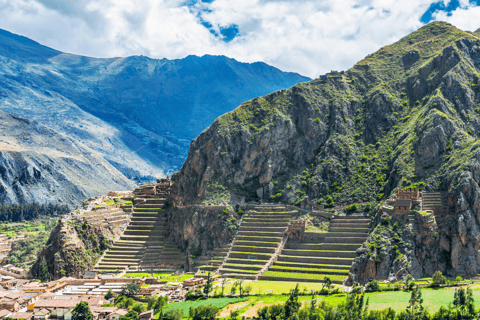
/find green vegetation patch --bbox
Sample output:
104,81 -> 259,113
160,297 -> 248,318
262,271 -> 346,281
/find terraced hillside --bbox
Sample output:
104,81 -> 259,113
260,216 -> 370,284
217,205 -> 296,279
422,192 -> 450,230
95,182 -> 183,272
195,244 -> 230,273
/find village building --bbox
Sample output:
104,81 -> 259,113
34,308 -> 51,320
182,278 -> 204,288
107,309 -> 129,319
0,309 -> 11,318
140,310 -> 154,320
9,311 -> 34,320
0,297 -> 19,311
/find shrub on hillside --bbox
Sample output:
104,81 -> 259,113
366,279 -> 381,292
432,271 -> 446,285
345,203 -> 359,214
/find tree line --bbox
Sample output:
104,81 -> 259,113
255,284 -> 477,320
0,203 -> 70,221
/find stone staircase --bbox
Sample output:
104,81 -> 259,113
195,244 -> 231,273
218,204 -> 296,280
422,192 -> 450,230
95,182 -> 183,272
260,215 -> 369,284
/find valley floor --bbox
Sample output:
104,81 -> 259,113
159,283 -> 480,318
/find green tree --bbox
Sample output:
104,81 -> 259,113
72,301 -> 93,320
238,280 -> 244,297
257,304 -> 284,320
453,287 -> 475,317
345,291 -> 369,320
323,276 -> 332,289
119,310 -> 139,320
190,305 -> 219,320
161,310 -> 182,320
132,303 -> 146,314
154,296 -> 169,315
121,281 -> 140,296
406,286 -> 425,318
366,279 -> 381,292
432,270 -> 446,285
284,283 -> 301,319
203,272 -> 213,297
221,278 -> 227,297
105,288 -> 115,300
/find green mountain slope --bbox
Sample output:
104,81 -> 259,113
173,22 -> 480,277
174,22 -> 480,206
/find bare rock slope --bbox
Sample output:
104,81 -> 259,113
0,110 -> 135,206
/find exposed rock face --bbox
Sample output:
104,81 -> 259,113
165,205 -> 241,270
0,110 -> 135,207
30,213 -> 125,279
173,22 -> 480,278
0,28 -> 309,177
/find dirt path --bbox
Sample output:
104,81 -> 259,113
241,303 -> 270,318
219,301 -> 250,318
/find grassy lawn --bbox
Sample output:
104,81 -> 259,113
216,295 -> 323,319
218,280 -> 333,295
122,272 -> 172,278
262,271 -> 345,281
269,266 -> 349,274
160,297 -> 248,318
323,288 -> 480,312
176,274 -> 195,282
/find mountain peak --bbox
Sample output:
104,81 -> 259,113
0,28 -> 60,63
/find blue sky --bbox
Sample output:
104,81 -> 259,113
0,0 -> 479,78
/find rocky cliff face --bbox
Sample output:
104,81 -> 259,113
0,110 -> 135,207
30,212 -> 125,279
173,22 -> 480,277
165,205 -> 241,270
0,28 -> 309,178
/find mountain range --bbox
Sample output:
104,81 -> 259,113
0,28 -> 310,181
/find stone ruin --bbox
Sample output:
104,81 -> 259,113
285,220 -> 306,241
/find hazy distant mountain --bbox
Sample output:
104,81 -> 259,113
0,110 -> 135,207
0,29 -> 310,179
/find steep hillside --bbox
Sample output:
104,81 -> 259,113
0,110 -> 135,206
30,196 -> 132,279
0,29 -> 310,178
173,22 -> 480,276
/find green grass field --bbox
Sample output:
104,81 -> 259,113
262,271 -> 346,281
122,272 -> 172,278
323,288 -> 480,312
218,280 -> 334,295
160,297 -> 248,318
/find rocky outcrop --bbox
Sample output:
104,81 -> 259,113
0,110 -> 135,207
30,211 -> 126,279
165,205 -> 242,271
172,22 -> 480,278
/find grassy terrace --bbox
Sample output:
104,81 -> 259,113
217,205 -> 295,278
96,197 -> 172,271
263,215 -> 368,282
262,271 -> 346,281
268,265 -> 349,274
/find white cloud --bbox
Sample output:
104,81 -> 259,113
0,0 -> 477,78
433,4 -> 480,32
